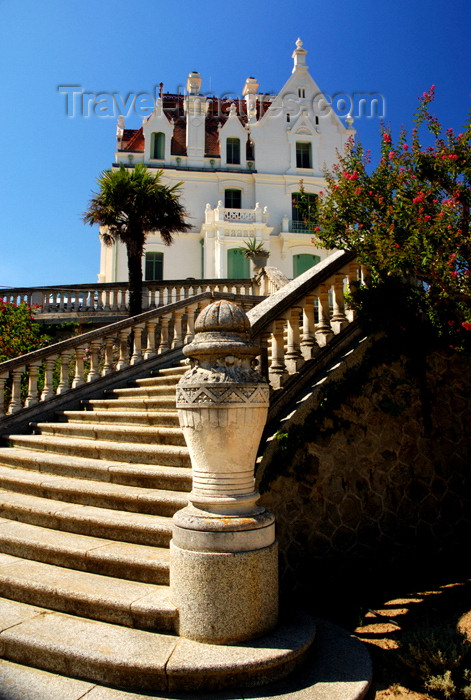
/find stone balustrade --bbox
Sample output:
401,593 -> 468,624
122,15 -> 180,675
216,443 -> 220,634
0,292 -> 260,417
247,250 -> 364,389
0,250 -> 364,419
0,279 -> 257,316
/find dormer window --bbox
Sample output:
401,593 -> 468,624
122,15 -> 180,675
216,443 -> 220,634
298,88 -> 306,99
151,132 -> 165,160
296,141 -> 312,168
226,138 -> 240,165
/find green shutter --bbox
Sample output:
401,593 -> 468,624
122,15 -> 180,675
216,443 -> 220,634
227,248 -> 250,278
293,254 -> 320,277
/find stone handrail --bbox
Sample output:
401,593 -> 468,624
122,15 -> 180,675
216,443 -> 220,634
0,279 -> 257,316
0,292 -> 261,417
247,250 -> 362,389
0,250 -> 363,418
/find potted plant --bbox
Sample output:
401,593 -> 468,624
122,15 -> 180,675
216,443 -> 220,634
242,238 -> 270,270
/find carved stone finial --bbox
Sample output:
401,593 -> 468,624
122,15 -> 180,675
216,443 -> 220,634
171,299 -> 277,644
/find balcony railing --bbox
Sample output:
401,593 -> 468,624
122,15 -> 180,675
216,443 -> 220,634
288,220 -> 312,234
0,279 -> 257,316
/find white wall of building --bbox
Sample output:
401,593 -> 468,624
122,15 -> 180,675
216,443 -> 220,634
98,39 -> 353,283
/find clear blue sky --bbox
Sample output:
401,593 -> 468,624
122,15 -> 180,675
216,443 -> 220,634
1,0 -> 470,288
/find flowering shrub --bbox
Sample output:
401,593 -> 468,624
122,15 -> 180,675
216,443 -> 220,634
310,87 -> 471,353
0,300 -> 50,362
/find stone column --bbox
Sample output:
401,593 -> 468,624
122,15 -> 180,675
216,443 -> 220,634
171,299 -> 278,644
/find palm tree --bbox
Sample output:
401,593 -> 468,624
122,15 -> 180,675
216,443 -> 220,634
84,164 -> 190,316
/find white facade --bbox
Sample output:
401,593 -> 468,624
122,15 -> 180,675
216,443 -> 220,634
98,39 -> 354,283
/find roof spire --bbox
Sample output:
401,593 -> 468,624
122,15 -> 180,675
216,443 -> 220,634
292,37 -> 308,73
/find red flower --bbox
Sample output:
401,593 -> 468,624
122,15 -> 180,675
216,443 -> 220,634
413,192 -> 425,204
462,322 -> 471,331
383,133 -> 392,144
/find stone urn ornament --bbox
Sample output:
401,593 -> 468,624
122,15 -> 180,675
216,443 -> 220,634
170,299 -> 278,644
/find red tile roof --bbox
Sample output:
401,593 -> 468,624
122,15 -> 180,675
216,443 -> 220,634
118,93 -> 274,156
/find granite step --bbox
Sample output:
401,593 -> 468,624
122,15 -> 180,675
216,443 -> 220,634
31,422 -> 187,446
0,599 -> 316,693
0,519 -> 170,583
0,490 -> 173,545
5,434 -> 191,467
136,373 -> 186,387
58,409 -> 181,426
109,384 -> 182,398
0,464 -> 188,516
84,396 -> 177,411
0,447 -> 191,490
0,554 -> 177,631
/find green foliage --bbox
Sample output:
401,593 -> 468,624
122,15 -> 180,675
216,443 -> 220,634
0,300 -> 50,362
310,87 -> 471,354
398,624 -> 471,699
84,164 -> 190,316
242,237 -> 270,258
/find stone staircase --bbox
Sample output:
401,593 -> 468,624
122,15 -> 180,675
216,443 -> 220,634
0,362 -> 314,694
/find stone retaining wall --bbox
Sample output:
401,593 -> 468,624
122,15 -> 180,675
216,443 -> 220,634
258,342 -> 471,604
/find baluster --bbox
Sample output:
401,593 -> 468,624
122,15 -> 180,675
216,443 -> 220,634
8,366 -> 25,414
74,290 -> 81,311
58,292 -> 65,312
148,286 -> 156,308
0,373 -> 8,416
144,321 -> 157,359
116,329 -> 131,370
158,316 -> 170,354
42,291 -> 48,312
25,361 -> 42,407
57,350 -> 73,394
331,273 -> 349,333
72,345 -> 87,388
172,310 -> 185,348
102,336 -> 116,375
41,356 -> 57,400
346,262 -> 360,321
315,284 -> 334,346
301,294 -> 319,360
103,289 -> 111,311
269,319 -> 289,389
257,330 -> 271,380
131,324 -> 145,365
184,304 -> 198,344
285,307 -> 304,373
141,287 -> 149,311
87,340 -> 102,381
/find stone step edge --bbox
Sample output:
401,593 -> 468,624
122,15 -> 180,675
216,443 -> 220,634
0,447 -> 191,485
0,554 -> 177,631
0,490 -> 173,545
4,435 -> 190,467
0,464 -> 189,512
31,423 -> 186,445
0,599 -> 317,693
58,410 -> 180,425
0,519 -> 170,584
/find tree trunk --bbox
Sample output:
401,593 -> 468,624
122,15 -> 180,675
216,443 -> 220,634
126,240 -> 144,317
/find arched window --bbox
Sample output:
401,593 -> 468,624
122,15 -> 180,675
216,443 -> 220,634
226,138 -> 240,165
151,132 -> 165,160
224,189 -> 242,209
227,248 -> 250,279
293,254 -> 320,277
145,252 -> 163,281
